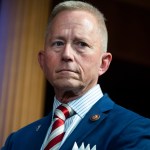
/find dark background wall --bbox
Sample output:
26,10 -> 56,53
44,0 -> 150,118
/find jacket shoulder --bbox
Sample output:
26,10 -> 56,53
2,115 -> 51,150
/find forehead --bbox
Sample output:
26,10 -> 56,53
52,10 -> 97,21
49,10 -> 99,36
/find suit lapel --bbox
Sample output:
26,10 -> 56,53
60,94 -> 114,150
28,112 -> 53,150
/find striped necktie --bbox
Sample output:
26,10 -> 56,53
44,104 -> 74,150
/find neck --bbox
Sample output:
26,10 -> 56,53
55,90 -> 83,103
54,84 -> 98,103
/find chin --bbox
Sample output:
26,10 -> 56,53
53,80 -> 83,90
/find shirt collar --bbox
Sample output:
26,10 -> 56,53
53,84 -> 103,118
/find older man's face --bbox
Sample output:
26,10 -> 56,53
39,10 -> 111,98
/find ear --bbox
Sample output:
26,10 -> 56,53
99,52 -> 112,76
38,50 -> 45,71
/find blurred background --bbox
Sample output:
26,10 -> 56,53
0,0 -> 150,147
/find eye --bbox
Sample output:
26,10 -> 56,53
77,41 -> 88,48
51,41 -> 64,47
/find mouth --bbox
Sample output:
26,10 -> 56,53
56,69 -> 79,74
57,69 -> 76,73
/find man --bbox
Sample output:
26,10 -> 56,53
2,1 -> 150,150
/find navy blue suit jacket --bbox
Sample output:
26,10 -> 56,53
2,94 -> 150,150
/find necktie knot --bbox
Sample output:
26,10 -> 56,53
54,104 -> 74,121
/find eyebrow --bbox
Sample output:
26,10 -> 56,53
49,35 -> 65,40
48,32 -> 92,44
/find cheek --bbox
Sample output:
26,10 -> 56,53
44,54 -> 58,75
79,55 -> 101,76
45,52 -> 59,66
84,53 -> 101,68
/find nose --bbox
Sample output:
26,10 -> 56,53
61,44 -> 74,62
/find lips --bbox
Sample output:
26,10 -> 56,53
56,68 -> 79,74
57,69 -> 76,73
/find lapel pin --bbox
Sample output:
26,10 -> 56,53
36,125 -> 41,132
90,114 -> 100,121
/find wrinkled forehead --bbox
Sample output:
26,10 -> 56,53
47,11 -> 100,40
48,10 -> 100,35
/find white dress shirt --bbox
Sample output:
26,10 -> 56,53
40,84 -> 103,150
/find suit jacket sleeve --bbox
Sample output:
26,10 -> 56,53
111,117 -> 150,149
